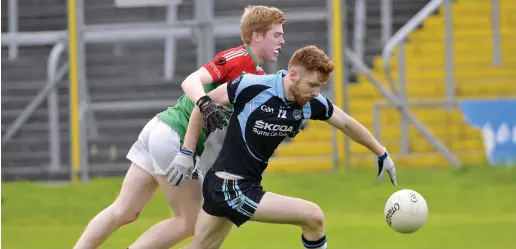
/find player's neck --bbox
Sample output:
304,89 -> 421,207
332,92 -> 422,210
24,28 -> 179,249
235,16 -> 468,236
282,75 -> 295,102
246,44 -> 264,65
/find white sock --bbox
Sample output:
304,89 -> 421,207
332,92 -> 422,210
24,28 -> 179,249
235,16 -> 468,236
302,234 -> 327,249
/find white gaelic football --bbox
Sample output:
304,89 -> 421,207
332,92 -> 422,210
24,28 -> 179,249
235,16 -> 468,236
384,189 -> 428,233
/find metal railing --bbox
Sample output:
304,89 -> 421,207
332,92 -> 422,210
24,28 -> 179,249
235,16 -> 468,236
1,6 -> 329,82
345,48 -> 460,166
376,0 -> 503,165
3,0 -> 503,177
379,0 -> 505,63
382,0 -> 445,97
1,42 -> 69,172
373,100 -> 460,146
377,0 -> 460,165
372,100 -> 476,167
7,0 -> 18,60
1,0 -> 331,178
353,0 -> 366,64
381,0 -> 393,45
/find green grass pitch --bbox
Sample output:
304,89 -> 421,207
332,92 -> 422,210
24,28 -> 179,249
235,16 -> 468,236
2,166 -> 516,249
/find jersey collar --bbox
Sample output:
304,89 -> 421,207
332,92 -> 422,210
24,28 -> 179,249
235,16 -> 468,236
244,43 -> 261,68
276,70 -> 288,102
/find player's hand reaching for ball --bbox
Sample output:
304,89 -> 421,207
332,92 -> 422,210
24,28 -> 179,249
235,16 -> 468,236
166,146 -> 196,186
377,149 -> 397,186
196,95 -> 233,133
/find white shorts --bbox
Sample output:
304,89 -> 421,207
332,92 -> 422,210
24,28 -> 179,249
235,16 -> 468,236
127,116 -> 200,177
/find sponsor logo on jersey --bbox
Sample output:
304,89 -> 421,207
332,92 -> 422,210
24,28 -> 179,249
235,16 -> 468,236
293,109 -> 302,120
255,120 -> 293,132
215,56 -> 227,65
208,62 -> 222,78
253,120 -> 293,137
260,105 -> 274,113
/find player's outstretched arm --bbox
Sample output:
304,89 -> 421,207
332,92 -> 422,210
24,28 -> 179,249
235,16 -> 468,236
326,104 -> 397,185
181,67 -> 215,104
166,83 -> 231,186
326,104 -> 384,156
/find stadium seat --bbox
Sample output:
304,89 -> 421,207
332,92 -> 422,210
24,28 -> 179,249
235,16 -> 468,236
3,0 -> 435,178
271,0 -> 515,170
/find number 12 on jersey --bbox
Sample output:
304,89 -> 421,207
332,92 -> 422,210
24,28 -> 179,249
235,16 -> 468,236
277,110 -> 287,119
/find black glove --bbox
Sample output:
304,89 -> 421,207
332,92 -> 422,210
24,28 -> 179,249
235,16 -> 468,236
196,95 -> 233,133
287,119 -> 308,138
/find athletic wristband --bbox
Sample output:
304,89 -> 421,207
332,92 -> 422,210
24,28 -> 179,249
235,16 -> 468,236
378,151 -> 388,161
180,146 -> 194,156
196,95 -> 212,108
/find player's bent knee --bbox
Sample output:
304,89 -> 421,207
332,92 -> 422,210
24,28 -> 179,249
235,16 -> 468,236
180,215 -> 197,237
170,207 -> 199,237
109,202 -> 142,225
303,202 -> 325,231
174,204 -> 201,234
171,216 -> 197,238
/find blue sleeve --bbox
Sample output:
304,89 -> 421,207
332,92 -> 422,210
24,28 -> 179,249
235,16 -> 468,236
307,94 -> 334,121
227,74 -> 272,104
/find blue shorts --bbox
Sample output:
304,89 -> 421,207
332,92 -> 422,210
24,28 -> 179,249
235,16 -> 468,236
201,169 -> 265,227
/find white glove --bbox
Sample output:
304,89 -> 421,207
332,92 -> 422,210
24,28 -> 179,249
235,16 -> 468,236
377,149 -> 397,186
166,146 -> 195,186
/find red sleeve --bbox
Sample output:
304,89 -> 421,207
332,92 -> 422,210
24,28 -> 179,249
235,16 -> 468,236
202,54 -> 229,82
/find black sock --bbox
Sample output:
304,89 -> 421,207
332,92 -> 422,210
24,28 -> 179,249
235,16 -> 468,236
302,234 -> 327,249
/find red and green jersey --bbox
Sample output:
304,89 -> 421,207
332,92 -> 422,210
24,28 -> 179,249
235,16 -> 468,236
157,44 -> 265,155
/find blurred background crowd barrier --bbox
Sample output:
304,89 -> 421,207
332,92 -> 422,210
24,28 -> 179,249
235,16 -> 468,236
1,0 -> 515,183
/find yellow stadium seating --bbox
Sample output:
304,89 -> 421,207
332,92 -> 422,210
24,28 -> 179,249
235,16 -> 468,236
267,0 -> 516,172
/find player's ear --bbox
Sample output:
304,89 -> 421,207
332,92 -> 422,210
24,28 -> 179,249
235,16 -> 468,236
289,69 -> 299,82
252,31 -> 262,43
